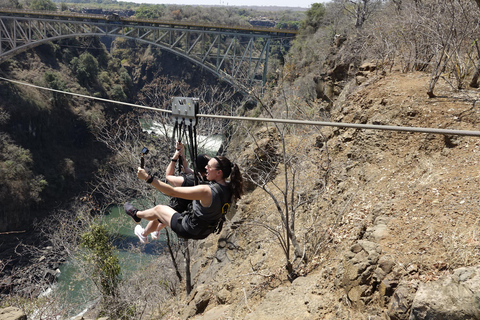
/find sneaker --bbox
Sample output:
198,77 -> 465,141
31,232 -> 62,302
151,231 -> 159,240
124,202 -> 141,223
134,225 -> 148,244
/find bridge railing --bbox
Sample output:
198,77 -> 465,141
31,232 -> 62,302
0,8 -> 298,36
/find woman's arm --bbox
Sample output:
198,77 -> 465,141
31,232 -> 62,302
138,167 -> 212,206
165,149 -> 184,186
166,142 -> 193,182
166,174 -> 185,187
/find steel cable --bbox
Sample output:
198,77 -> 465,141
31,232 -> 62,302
2,76 -> 480,137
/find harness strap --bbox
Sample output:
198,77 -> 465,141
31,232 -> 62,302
211,182 -> 233,234
172,113 -> 198,185
187,124 -> 199,185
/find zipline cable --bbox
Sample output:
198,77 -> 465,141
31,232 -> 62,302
0,76 -> 170,114
197,114 -> 480,137
2,76 -> 480,137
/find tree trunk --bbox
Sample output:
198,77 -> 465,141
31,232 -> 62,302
470,66 -> 480,88
184,240 -> 192,295
166,230 -> 183,282
289,224 -> 304,261
470,41 -> 480,88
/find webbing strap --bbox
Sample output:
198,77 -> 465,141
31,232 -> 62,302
187,124 -> 199,185
172,121 -> 183,174
171,111 -> 198,185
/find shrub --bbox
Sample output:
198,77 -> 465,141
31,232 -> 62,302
70,52 -> 99,86
80,224 -> 121,298
30,0 -> 56,11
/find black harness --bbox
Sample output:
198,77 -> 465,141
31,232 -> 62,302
171,101 -> 200,185
169,99 -> 232,239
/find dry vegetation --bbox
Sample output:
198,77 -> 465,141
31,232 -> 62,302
3,0 -> 480,318
148,70 -> 480,320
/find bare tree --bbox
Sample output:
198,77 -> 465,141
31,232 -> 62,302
360,0 -> 480,96
341,0 -> 382,29
236,78 -> 329,280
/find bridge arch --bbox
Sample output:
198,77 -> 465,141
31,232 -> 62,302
3,32 -> 240,89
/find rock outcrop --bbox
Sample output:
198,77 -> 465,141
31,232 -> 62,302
0,307 -> 26,320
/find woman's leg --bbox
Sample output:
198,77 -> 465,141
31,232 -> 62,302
139,219 -> 167,241
136,204 -> 176,227
143,220 -> 162,236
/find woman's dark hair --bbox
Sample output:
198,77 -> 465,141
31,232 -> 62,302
195,154 -> 210,175
214,156 -> 243,200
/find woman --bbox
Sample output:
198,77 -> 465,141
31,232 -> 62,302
125,155 -> 243,240
134,142 -> 210,243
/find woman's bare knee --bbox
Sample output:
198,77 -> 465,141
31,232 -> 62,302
152,205 -> 175,227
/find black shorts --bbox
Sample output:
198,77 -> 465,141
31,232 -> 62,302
170,212 -> 193,239
170,212 -> 212,240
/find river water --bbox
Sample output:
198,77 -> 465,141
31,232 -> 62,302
56,204 -> 168,317
55,121 -> 223,318
141,118 -> 224,153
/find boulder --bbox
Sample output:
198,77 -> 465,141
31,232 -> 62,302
182,284 -> 212,319
388,282 -> 417,320
409,266 -> 480,320
0,307 -> 26,320
341,240 -> 382,307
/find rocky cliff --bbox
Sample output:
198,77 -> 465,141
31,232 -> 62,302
155,69 -> 480,319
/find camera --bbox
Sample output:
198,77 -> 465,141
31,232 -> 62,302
140,147 -> 149,168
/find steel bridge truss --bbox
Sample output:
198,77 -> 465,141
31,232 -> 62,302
0,12 -> 295,89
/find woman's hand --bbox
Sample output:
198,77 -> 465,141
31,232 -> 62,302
172,149 -> 181,160
137,167 -> 149,181
175,141 -> 185,158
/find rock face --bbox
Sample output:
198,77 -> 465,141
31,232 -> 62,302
0,307 -> 26,320
341,240 -> 383,307
176,68 -> 480,320
409,267 -> 480,320
338,238 -> 402,312
0,242 -> 65,297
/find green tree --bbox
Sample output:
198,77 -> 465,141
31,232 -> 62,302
134,4 -> 165,19
276,20 -> 299,30
44,71 -> 69,106
70,52 -> 99,85
119,67 -> 132,89
111,84 -> 127,102
0,0 -> 22,9
30,0 -> 56,11
300,3 -> 326,34
80,224 -> 121,298
0,133 -> 47,216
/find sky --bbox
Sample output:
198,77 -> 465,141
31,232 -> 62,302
120,0 -> 315,9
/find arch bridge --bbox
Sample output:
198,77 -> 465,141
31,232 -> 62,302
0,9 -> 297,89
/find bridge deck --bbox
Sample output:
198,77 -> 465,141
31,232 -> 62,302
0,8 -> 298,36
